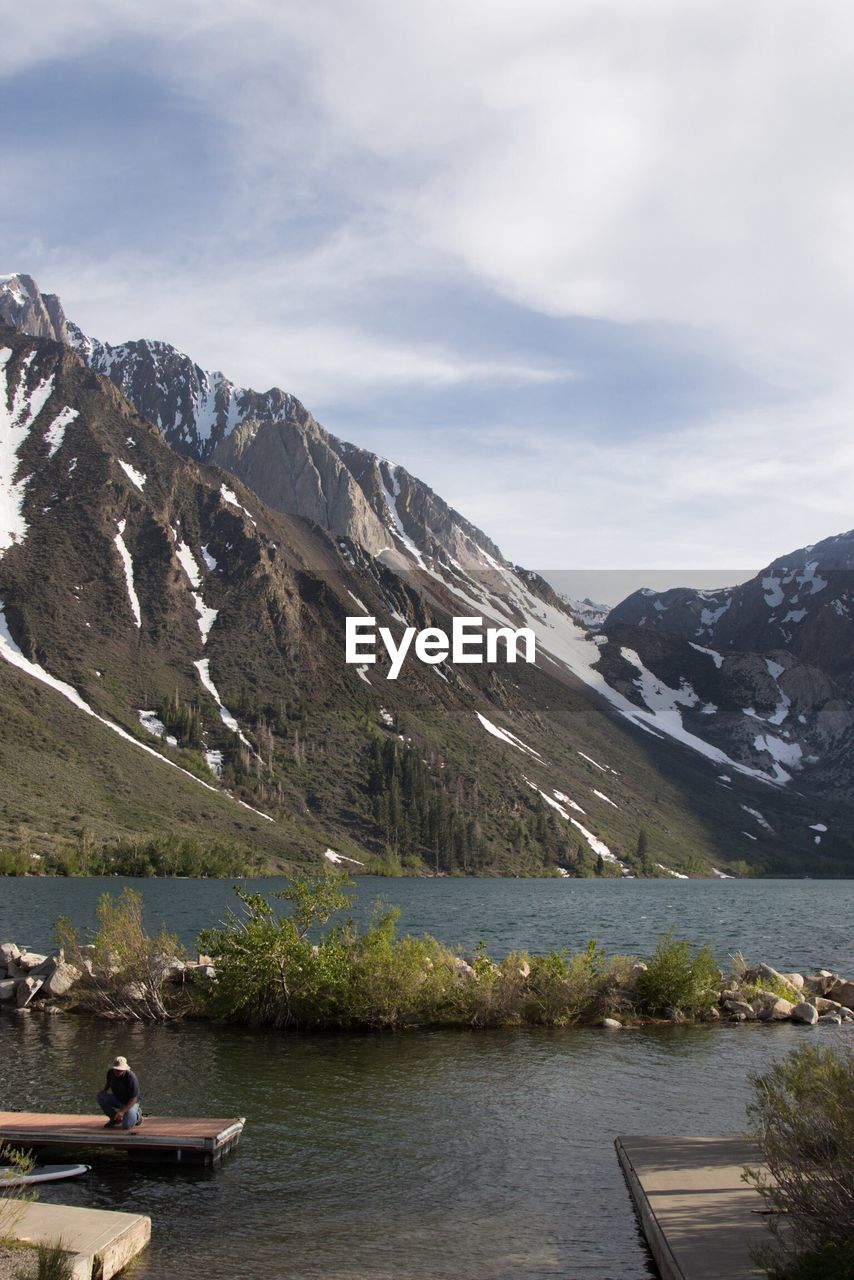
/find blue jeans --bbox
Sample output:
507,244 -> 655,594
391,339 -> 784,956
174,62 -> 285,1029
97,1090 -> 140,1129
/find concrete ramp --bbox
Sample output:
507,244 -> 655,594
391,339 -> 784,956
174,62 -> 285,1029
0,1200 -> 150,1280
616,1136 -> 773,1280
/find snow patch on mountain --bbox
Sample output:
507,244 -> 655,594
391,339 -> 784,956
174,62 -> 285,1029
44,407 -> 77,459
114,520 -> 141,627
175,540 -> 218,643
741,805 -> 774,833
553,790 -> 585,813
0,604 -> 271,820
523,776 -> 626,869
476,712 -> 543,760
118,459 -> 146,491
220,483 -> 256,526
0,348 -> 32,555
762,575 -> 784,607
193,658 -> 256,754
378,463 -> 426,568
657,864 -> 689,878
690,642 -> 724,668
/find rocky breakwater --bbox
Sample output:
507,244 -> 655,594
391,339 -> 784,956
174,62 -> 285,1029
720,963 -> 854,1027
0,941 -> 215,1018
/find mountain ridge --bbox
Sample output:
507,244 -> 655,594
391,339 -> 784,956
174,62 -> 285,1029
1,274 -> 852,875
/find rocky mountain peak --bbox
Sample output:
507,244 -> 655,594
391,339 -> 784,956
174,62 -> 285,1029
0,274 -> 70,345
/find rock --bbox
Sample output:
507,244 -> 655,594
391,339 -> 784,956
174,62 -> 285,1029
803,973 -> 835,996
752,993 -> 795,1021
518,960 -> 531,979
0,942 -> 21,968
814,997 -> 843,1014
827,979 -> 854,1010
16,976 -> 44,1008
159,958 -> 187,982
791,1002 -> 819,1025
452,957 -> 475,980
41,961 -> 81,998
631,962 -> 648,973
197,954 -> 214,967
723,999 -> 755,1020
601,1017 -> 622,1029
17,951 -> 49,973
757,964 -> 799,997
701,1006 -> 721,1021
0,978 -> 16,1002
29,953 -> 61,978
818,1012 -> 842,1025
195,965 -> 217,981
783,973 -> 805,991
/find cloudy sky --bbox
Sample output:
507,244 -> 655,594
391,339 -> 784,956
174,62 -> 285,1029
3,1 -> 854,582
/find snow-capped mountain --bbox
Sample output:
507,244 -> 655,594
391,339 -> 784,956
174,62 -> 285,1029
1,272 -> 851,874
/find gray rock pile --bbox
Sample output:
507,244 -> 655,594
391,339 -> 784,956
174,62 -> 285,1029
0,942 -> 215,1012
720,963 -> 854,1026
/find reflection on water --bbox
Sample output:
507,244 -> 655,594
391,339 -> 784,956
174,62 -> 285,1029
1,1008 -> 838,1279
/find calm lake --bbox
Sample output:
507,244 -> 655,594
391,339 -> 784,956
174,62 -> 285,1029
1,877 -> 853,1280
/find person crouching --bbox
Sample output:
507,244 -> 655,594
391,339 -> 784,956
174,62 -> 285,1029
97,1055 -> 142,1129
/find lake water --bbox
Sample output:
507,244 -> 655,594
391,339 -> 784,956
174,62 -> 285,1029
1,878 -> 853,1279
3,876 -> 854,972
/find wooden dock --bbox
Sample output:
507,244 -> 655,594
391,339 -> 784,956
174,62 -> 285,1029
0,1111 -> 245,1167
616,1136 -> 772,1280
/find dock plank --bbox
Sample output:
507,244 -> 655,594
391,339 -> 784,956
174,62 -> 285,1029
616,1136 -> 772,1280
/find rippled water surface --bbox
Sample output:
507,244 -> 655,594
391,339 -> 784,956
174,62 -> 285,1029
3,876 -> 854,971
1,878 -> 852,1279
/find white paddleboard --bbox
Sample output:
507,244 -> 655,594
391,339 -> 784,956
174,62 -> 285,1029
0,1163 -> 90,1186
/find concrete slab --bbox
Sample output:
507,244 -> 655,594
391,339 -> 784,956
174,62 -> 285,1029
615,1136 -> 775,1280
0,1199 -> 150,1280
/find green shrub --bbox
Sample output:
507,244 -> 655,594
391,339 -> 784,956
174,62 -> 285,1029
0,1144 -> 37,1241
56,888 -> 190,1022
635,929 -> 721,1016
745,1043 -> 853,1274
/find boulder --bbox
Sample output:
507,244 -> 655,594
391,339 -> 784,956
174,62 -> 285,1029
814,997 -> 843,1014
197,954 -> 214,967
159,957 -> 187,982
16,976 -> 43,1008
601,1017 -> 622,1029
29,953 -> 61,978
756,964 -> 799,997
195,965 -> 217,981
723,999 -> 755,1020
452,957 -> 475,981
0,942 -> 21,968
0,978 -> 16,1002
827,979 -> 854,1010
818,1012 -> 842,1025
791,1002 -> 819,1025
803,972 -> 836,996
41,961 -> 81,998
783,973 -> 805,991
518,960 -> 531,979
752,993 -> 795,1021
17,951 -> 49,973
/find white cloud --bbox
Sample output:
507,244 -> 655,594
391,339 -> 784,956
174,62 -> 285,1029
4,1 -> 854,570
372,379 -> 854,569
